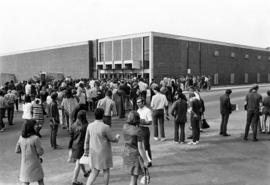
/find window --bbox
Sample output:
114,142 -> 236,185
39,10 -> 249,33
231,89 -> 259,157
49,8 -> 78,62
230,73 -> 235,84
244,54 -> 249,59
99,42 -> 105,61
214,73 -> 218,85
257,55 -> 261,60
231,52 -> 235,58
257,73 -> 261,82
244,73 -> 248,83
214,50 -> 219,56
143,37 -> 149,69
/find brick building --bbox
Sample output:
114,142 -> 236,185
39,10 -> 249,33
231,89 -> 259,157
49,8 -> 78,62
1,31 -> 270,85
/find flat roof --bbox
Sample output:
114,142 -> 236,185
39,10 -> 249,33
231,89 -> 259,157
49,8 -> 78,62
0,41 -> 88,57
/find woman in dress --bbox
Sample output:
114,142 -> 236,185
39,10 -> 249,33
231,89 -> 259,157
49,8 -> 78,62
61,89 -> 79,131
68,110 -> 90,185
15,119 -> 45,185
122,111 -> 149,185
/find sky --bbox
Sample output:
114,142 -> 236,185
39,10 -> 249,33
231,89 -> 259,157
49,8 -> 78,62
0,0 -> 270,55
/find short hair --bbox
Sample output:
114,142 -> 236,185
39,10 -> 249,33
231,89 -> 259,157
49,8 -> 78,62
95,108 -> 104,120
225,89 -> 232,95
51,92 -> 58,100
105,90 -> 112,97
127,111 -> 141,126
153,86 -> 160,92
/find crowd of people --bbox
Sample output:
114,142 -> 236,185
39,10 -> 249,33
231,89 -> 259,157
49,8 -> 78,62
0,76 -> 268,185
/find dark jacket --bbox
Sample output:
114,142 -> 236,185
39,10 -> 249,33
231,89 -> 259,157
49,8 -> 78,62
220,94 -> 232,114
171,99 -> 188,123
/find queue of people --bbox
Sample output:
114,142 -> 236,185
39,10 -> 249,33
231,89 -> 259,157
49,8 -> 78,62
0,76 -> 268,185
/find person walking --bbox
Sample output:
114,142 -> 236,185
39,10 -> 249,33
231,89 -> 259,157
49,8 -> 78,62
97,90 -> 117,127
219,89 -> 233,136
84,108 -> 120,185
15,120 -> 45,185
4,89 -> 16,125
68,110 -> 90,185
137,97 -> 153,167
170,92 -> 188,144
244,85 -> 262,141
150,86 -> 169,141
122,111 -> 149,185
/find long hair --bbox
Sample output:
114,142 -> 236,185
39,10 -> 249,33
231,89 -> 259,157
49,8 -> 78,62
126,111 -> 140,126
21,120 -> 37,138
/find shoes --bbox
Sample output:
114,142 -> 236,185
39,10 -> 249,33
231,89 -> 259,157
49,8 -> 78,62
9,123 -> 14,126
179,141 -> 185,144
160,138 -> 166,142
53,145 -> 62,150
188,141 -> 199,145
147,162 -> 152,168
223,134 -> 231,137
219,132 -> 223,135
187,135 -> 193,139
253,138 -> 258,142
243,137 -> 248,141
0,128 -> 5,132
84,170 -> 91,177
200,129 -> 203,132
173,141 -> 179,144
153,137 -> 159,141
72,181 -> 83,185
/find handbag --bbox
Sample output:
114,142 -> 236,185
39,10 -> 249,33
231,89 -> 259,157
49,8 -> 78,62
140,167 -> 150,184
201,114 -> 210,129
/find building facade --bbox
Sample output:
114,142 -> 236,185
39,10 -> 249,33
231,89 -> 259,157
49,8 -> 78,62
1,31 -> 270,85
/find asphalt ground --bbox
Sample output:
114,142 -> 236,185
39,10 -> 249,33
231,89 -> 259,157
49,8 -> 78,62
1,85 -> 270,185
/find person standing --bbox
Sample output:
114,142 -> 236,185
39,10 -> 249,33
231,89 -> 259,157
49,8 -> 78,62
0,91 -> 5,132
49,93 -> 60,149
97,90 -> 117,127
188,93 -> 203,145
219,89 -> 233,136
244,85 -> 262,141
31,96 -> 45,138
170,93 -> 188,144
261,90 -> 270,133
84,108 -> 120,185
137,97 -> 153,167
122,111 -> 149,185
15,120 -> 45,185
22,95 -> 33,121
150,86 -> 169,141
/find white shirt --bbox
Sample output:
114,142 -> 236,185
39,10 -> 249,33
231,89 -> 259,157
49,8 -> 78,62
137,106 -> 152,122
25,84 -> 31,95
22,103 -> 32,119
151,93 -> 168,110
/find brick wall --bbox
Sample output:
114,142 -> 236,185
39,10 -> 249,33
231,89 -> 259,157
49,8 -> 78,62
153,36 -> 270,85
0,44 -> 89,81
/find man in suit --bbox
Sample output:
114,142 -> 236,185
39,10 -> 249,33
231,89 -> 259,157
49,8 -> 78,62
219,89 -> 232,136
171,92 -> 188,144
